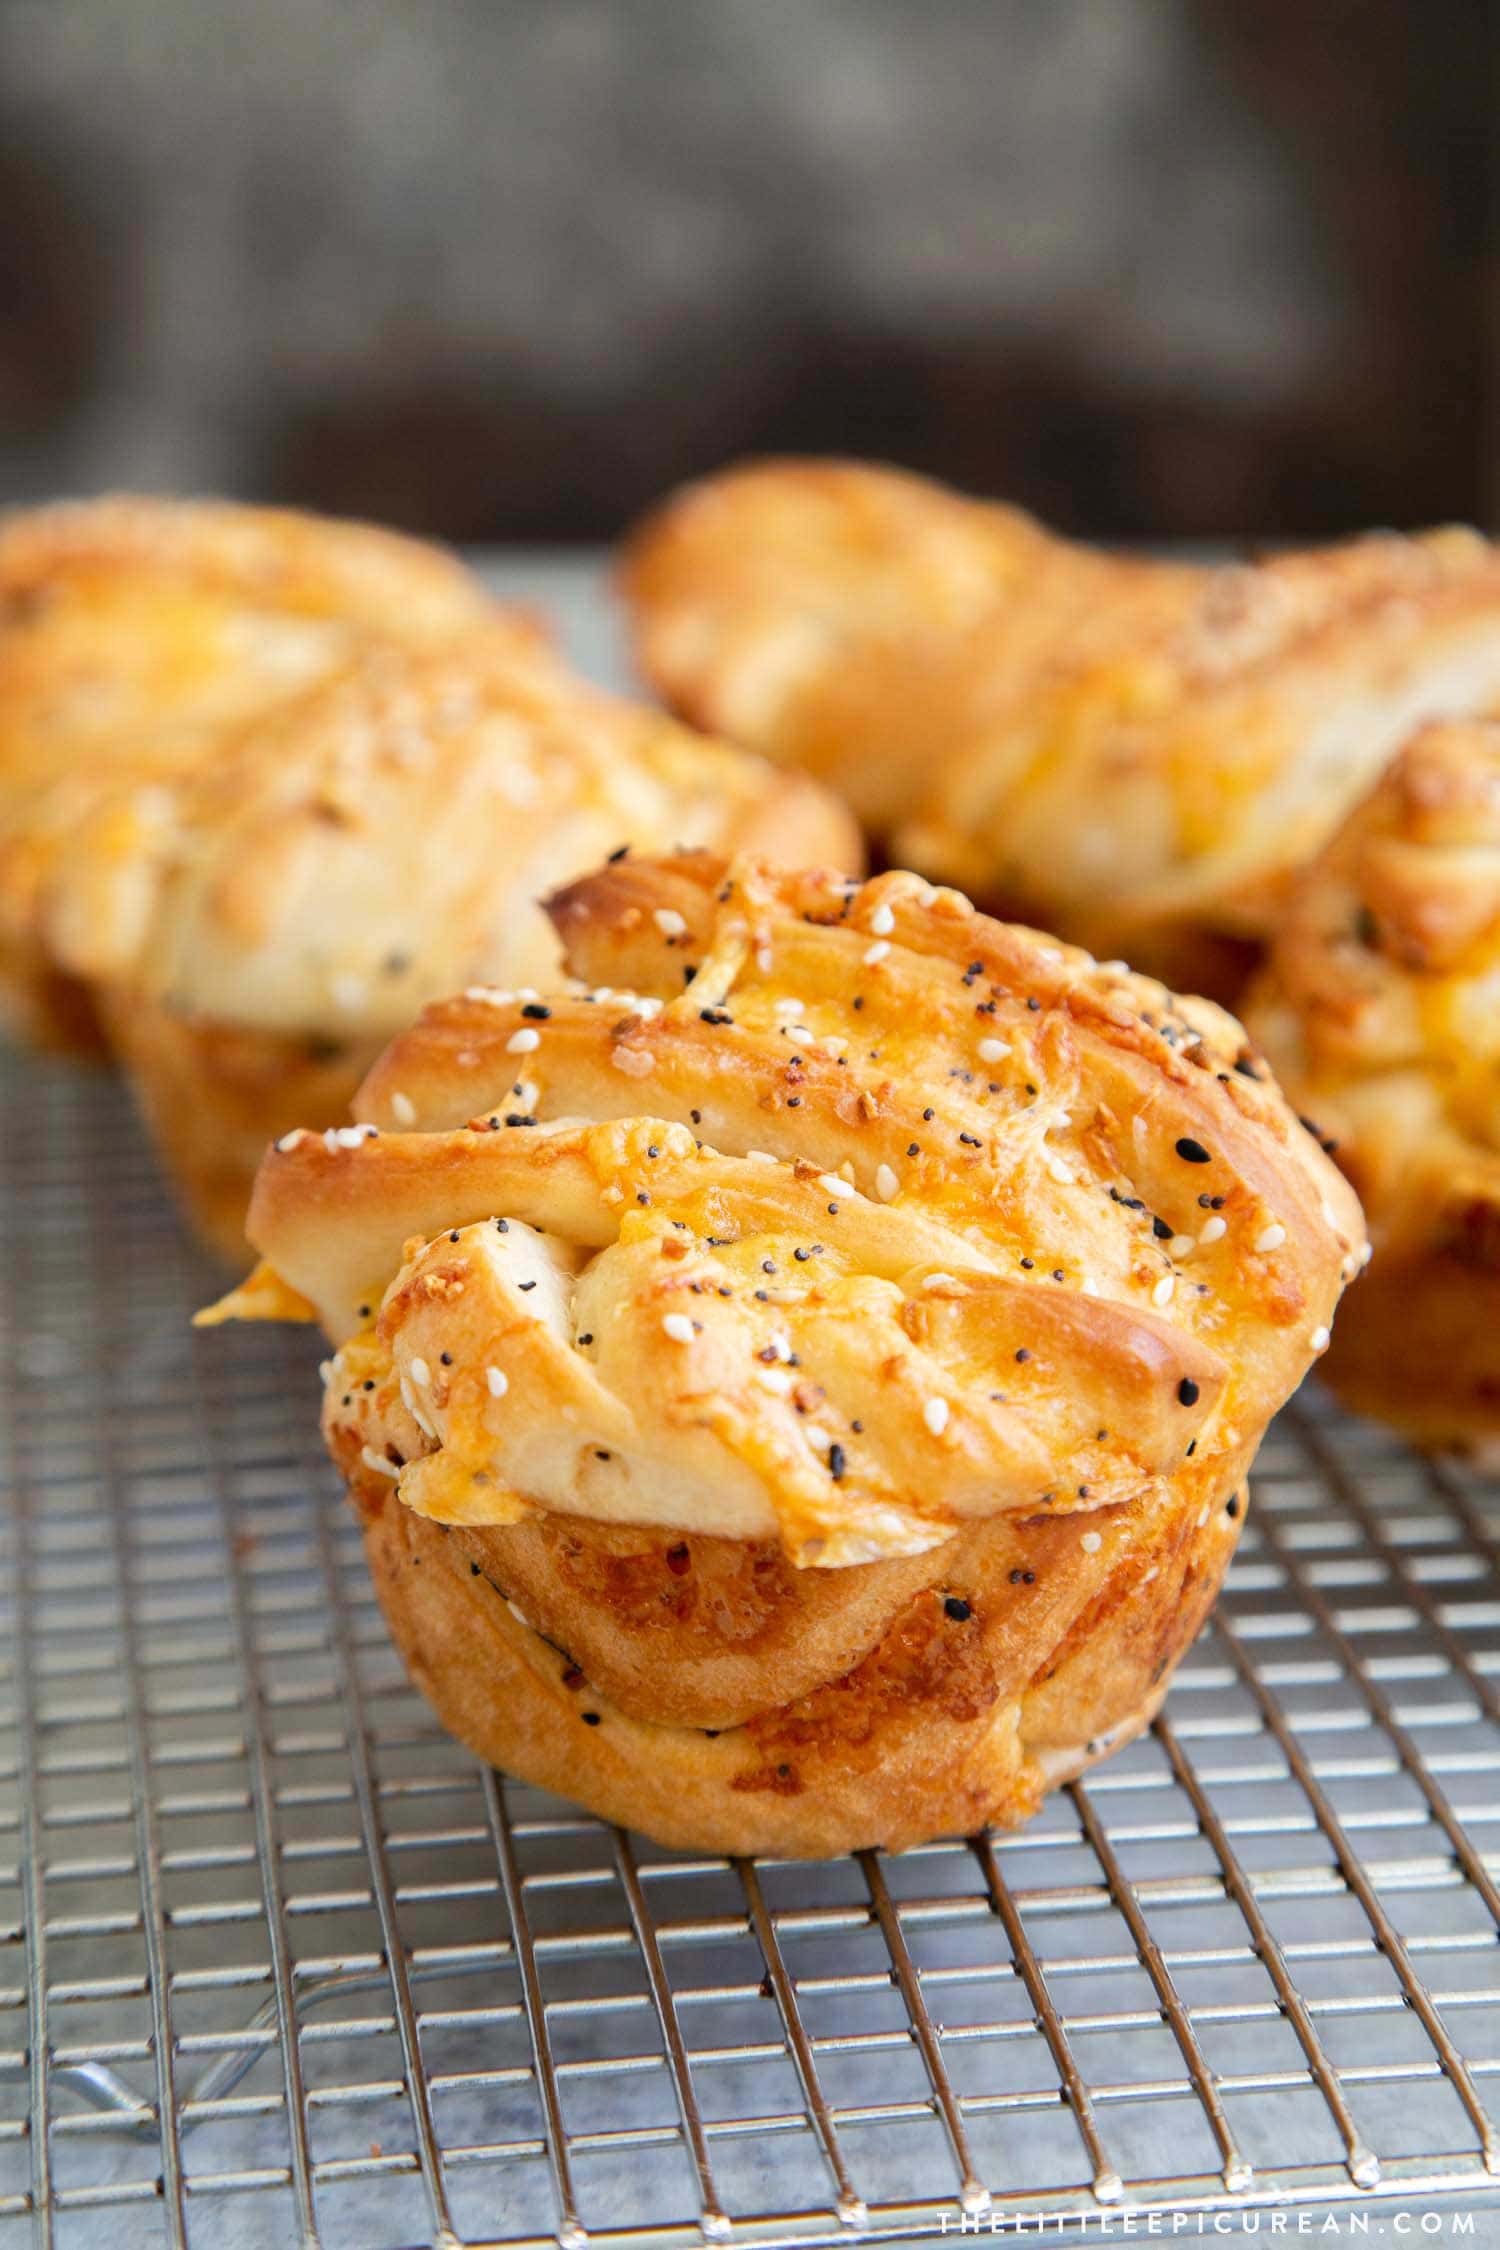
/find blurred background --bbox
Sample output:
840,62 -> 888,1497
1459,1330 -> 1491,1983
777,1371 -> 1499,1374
0,0 -> 1490,544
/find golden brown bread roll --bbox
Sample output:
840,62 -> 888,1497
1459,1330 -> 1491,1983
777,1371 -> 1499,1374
106,637 -> 856,1260
1244,721 -> 1499,1450
0,495 -> 498,1051
207,851 -> 1364,1855
622,458 -> 1500,988
0,497 -> 859,1259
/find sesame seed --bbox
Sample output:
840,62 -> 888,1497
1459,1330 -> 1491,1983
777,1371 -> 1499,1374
863,939 -> 890,966
1152,1275 -> 1175,1307
361,1446 -> 400,1480
506,1027 -> 541,1054
875,1163 -> 900,1201
1175,1137 -> 1212,1164
390,1091 -> 416,1127
409,1357 -> 431,1387
978,1037 -> 1010,1063
1254,1223 -> 1286,1254
923,1272 -> 959,1291
943,1595 -> 970,1621
1310,1325 -> 1330,1351
662,1313 -> 695,1344
828,1443 -> 847,1480
1047,1157 -> 1075,1187
485,1366 -> 509,1398
1169,1235 -> 1195,1259
654,907 -> 688,937
923,1397 -> 950,1436
1080,1529 -> 1102,1553
1177,1378 -> 1199,1406
870,902 -> 896,935
1198,1215 -> 1227,1244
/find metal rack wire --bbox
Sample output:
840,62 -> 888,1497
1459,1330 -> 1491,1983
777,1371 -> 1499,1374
4,1045 -> 1500,2250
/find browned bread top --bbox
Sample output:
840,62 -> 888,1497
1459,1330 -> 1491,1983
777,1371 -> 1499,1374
234,852 -> 1363,1566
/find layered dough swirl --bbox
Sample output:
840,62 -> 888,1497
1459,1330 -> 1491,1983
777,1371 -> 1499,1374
0,494 -> 497,1052
1246,722 -> 1500,1449
622,458 -> 1500,989
216,854 -> 1364,1855
0,496 -> 856,1258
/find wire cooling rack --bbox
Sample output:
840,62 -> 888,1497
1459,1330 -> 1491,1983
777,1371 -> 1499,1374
4,1050 -> 1500,2250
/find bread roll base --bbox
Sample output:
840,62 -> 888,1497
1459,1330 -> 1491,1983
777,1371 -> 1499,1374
355,1461 -> 1245,1858
0,939 -> 109,1056
99,990 -> 380,1263
1319,1252 -> 1500,1455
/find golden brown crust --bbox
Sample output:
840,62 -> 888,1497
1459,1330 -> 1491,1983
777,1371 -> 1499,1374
0,496 -> 499,1030
1244,721 -> 1500,1447
107,633 -> 855,1260
123,631 -> 860,1041
357,1466 -> 1237,1857
95,989 -> 385,1265
0,934 -> 108,1054
621,458 -> 1500,984
0,494 -> 859,1261
217,850 -> 1363,1852
0,493 -> 493,626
